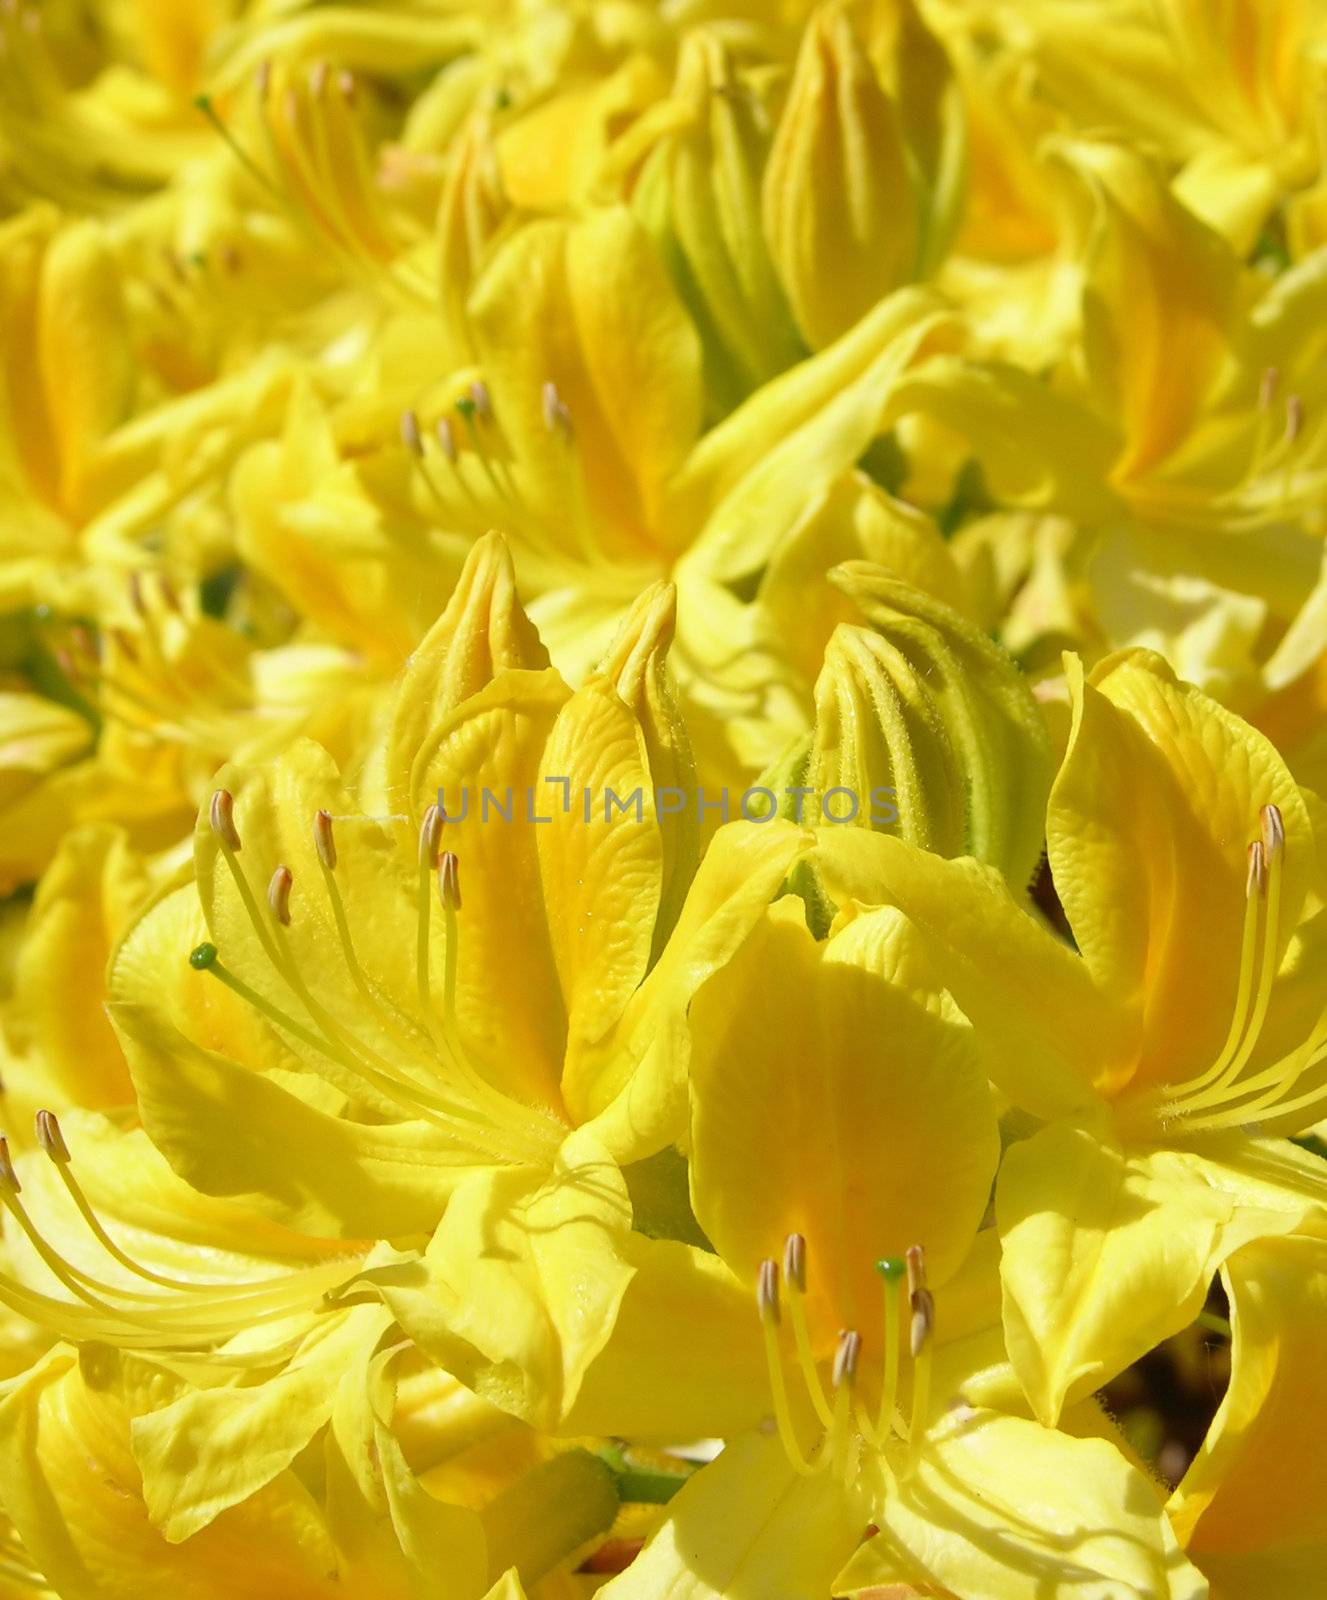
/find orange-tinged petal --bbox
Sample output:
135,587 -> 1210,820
688,898 -> 998,1346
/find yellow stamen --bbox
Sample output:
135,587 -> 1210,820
783,1233 -> 834,1429
757,1260 -> 815,1476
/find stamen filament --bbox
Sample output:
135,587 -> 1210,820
875,1256 -> 905,1440
757,1261 -> 815,1476
784,1234 -> 834,1428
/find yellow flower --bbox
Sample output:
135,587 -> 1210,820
814,648 -> 1327,1424
562,894 -> 1204,1598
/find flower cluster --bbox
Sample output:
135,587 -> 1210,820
0,2 -> 1324,1597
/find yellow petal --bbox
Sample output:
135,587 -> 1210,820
564,1233 -> 767,1444
6,823 -> 144,1113
369,1129 -> 634,1431
595,1429 -> 859,1600
812,828 -> 1117,1119
0,1348 -> 344,1600
689,898 -> 998,1345
994,1120 -> 1306,1424
838,1409 -> 1208,1599
574,819 -> 813,1155
1169,1232 -> 1327,1594
1050,650 -> 1314,1098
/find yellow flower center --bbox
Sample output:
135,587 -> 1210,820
193,790 -> 564,1168
0,1113 -> 356,1353
756,1233 -> 935,1488
1152,801 -> 1327,1135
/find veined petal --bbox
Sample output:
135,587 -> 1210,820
564,1234 -> 767,1444
574,820 -> 813,1157
837,1410 -> 1208,1599
995,1120 -> 1307,1424
594,1429 -> 861,1600
0,1348 -> 344,1600
368,1128 -> 634,1431
689,898 -> 998,1343
812,829 -> 1117,1119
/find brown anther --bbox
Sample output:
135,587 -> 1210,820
905,1244 -> 927,1298
756,1258 -> 780,1324
0,1136 -> 20,1194
541,380 -> 561,432
313,809 -> 337,871
338,69 -> 356,104
909,1288 -> 935,1358
34,1109 -> 69,1164
418,804 -> 443,869
158,575 -> 183,613
435,416 -> 457,463
438,851 -> 461,911
309,60 -> 329,97
268,865 -> 293,926
469,380 -> 492,421
1285,395 -> 1304,444
127,572 -> 147,617
1261,803 -> 1285,859
111,627 -> 140,665
1258,366 -> 1279,411
1247,839 -> 1267,899
400,409 -> 424,456
282,86 -> 300,125
220,243 -> 242,274
832,1329 -> 862,1389
209,789 -> 242,851
255,58 -> 272,99
783,1232 -> 807,1294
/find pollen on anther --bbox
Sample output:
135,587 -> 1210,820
438,851 -> 462,911
400,409 -> 424,456
313,810 -> 337,870
756,1258 -> 780,1323
209,789 -> 242,851
832,1329 -> 861,1389
418,804 -> 443,869
268,866 -> 294,926
1261,803 -> 1285,857
1246,840 -> 1267,899
905,1244 -> 928,1297
35,1109 -> 69,1164
783,1232 -> 807,1294
1258,366 -> 1279,411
